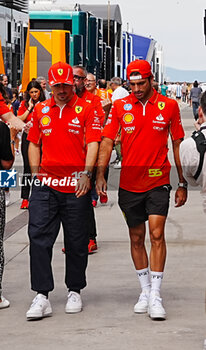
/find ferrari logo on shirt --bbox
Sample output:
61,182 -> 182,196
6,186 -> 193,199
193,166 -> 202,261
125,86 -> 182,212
75,106 -> 83,114
123,113 -> 134,124
158,102 -> 165,110
41,116 -> 51,127
57,69 -> 63,76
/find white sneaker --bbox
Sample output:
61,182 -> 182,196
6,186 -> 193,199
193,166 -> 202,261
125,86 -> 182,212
65,291 -> 82,313
113,161 -> 121,169
5,191 -> 10,207
26,294 -> 52,320
0,296 -> 10,309
134,290 -> 149,313
148,294 -> 166,320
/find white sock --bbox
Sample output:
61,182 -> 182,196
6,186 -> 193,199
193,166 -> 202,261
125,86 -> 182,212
150,271 -> 163,296
136,267 -> 151,293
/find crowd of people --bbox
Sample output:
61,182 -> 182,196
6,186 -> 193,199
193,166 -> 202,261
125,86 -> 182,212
0,60 -> 205,323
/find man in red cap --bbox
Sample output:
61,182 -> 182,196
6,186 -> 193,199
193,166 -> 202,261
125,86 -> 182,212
26,61 -> 101,320
96,59 -> 187,320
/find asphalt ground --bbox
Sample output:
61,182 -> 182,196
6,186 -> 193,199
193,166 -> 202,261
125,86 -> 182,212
1,102 -> 206,350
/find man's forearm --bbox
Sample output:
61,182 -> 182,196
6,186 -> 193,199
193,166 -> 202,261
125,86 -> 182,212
28,142 -> 41,176
84,142 -> 99,172
2,111 -> 25,130
172,138 -> 187,182
97,137 -> 113,177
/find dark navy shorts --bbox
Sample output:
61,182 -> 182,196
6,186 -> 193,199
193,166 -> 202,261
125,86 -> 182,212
118,185 -> 172,228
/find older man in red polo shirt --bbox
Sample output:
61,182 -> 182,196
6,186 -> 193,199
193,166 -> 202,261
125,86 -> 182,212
96,60 -> 187,320
26,62 -> 101,321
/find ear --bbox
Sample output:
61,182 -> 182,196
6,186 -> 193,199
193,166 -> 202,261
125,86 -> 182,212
198,106 -> 203,119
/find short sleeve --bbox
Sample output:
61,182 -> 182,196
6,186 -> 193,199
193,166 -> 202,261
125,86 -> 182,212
102,102 -> 120,140
169,100 -> 185,141
0,93 -> 9,116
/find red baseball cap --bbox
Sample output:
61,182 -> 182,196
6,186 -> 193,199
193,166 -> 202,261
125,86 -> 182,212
127,60 -> 152,80
48,61 -> 73,86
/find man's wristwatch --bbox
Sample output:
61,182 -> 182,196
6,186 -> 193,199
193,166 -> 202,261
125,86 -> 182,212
81,170 -> 92,179
10,140 -> 15,145
178,182 -> 188,189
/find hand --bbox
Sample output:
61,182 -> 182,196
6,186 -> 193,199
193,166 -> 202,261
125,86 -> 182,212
114,135 -> 121,145
194,120 -> 201,131
175,187 -> 187,207
28,98 -> 34,111
10,125 -> 18,139
75,174 -> 90,198
23,121 -> 33,134
96,175 -> 107,196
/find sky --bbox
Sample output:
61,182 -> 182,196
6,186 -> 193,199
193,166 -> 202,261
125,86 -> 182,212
55,0 -> 206,71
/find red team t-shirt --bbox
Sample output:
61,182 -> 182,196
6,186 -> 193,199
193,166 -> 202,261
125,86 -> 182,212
27,94 -> 101,193
0,93 -> 9,115
17,100 -> 34,122
81,90 -> 105,127
103,90 -> 185,193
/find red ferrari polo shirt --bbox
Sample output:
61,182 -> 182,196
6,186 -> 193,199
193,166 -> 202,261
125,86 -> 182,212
81,90 -> 105,126
17,100 -> 34,122
0,93 -> 9,116
27,94 -> 101,193
103,90 -> 185,193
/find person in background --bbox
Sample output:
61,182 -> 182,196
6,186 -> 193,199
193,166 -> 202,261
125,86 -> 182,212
73,66 -> 104,253
181,82 -> 188,103
17,81 -> 45,209
85,73 -> 97,95
110,77 -> 129,103
85,73 -> 110,206
36,76 -> 51,100
160,81 -> 168,96
0,120 -> 17,309
96,79 -> 112,101
11,88 -> 21,155
0,74 -> 12,100
180,91 -> 206,213
190,80 -> 202,120
175,82 -> 182,102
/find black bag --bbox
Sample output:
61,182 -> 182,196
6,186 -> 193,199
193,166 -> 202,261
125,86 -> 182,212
191,127 -> 206,180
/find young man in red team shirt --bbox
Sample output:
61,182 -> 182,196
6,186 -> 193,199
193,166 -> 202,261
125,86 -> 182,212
96,60 -> 187,320
26,62 -> 101,320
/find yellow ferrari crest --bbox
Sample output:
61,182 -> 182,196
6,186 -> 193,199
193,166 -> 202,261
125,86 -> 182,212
75,106 -> 83,114
158,102 -> 165,110
57,69 -> 63,76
